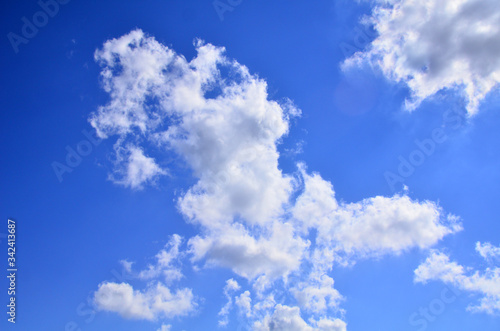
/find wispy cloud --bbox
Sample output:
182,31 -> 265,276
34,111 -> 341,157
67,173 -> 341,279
415,243 -> 500,314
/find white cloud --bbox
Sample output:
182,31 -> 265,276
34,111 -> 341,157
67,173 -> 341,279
120,260 -> 134,273
254,305 -> 314,331
94,235 -> 194,322
91,29 -> 175,138
292,274 -> 342,314
293,168 -> 462,261
94,282 -> 196,320
254,304 -> 346,331
225,278 -> 241,292
157,324 -> 171,331
218,279 -> 241,326
415,248 -> 500,314
91,29 -> 464,328
235,291 -> 252,317
344,0 -> 500,114
476,242 -> 500,261
189,222 -> 308,282
138,234 -> 184,283
111,145 -> 166,190
316,318 -> 347,331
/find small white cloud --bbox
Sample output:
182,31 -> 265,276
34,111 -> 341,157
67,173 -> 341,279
225,278 -> 241,292
138,234 -> 184,283
254,304 -> 346,331
120,260 -> 134,273
111,145 -> 166,190
316,318 -> 347,331
254,305 -> 314,331
415,248 -> 500,314
218,278 -> 242,326
476,242 -> 500,261
157,324 -> 171,331
292,274 -> 342,314
235,291 -> 252,317
344,0 -> 500,114
94,282 -> 196,320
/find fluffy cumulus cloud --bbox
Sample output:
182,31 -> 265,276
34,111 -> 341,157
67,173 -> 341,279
415,243 -> 500,314
344,0 -> 500,114
189,222 -> 309,281
111,145 -> 166,190
293,168 -> 462,262
94,282 -> 195,320
91,29 -> 463,329
292,274 -> 342,314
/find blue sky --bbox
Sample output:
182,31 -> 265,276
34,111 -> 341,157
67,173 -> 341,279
1,0 -> 500,330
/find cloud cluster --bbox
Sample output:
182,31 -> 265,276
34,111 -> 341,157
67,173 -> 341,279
91,29 -> 462,329
344,0 -> 500,114
415,243 -> 500,314
94,235 -> 196,321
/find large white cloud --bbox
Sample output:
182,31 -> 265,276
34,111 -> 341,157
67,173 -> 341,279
344,0 -> 500,114
293,168 -> 462,262
91,29 -> 463,329
415,243 -> 500,314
